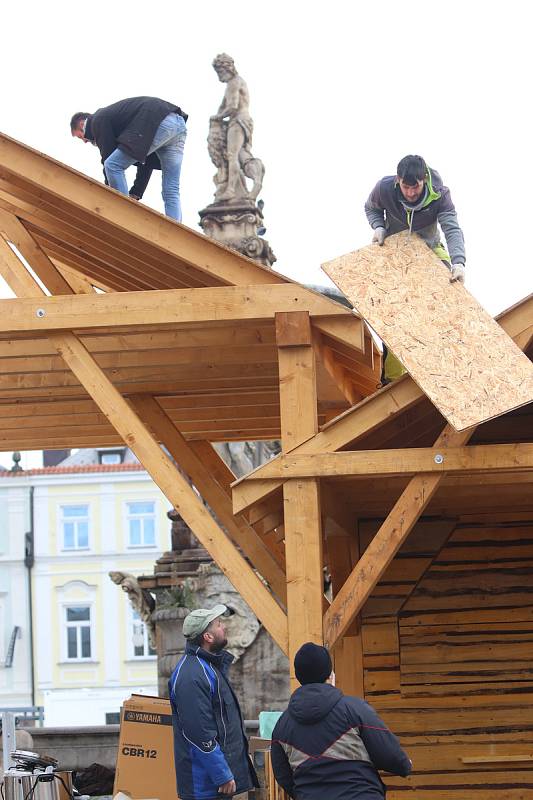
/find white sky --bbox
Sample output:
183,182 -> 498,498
1,0 -> 532,467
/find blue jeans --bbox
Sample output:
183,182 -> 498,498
104,113 -> 187,221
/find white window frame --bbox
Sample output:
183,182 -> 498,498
125,500 -> 157,549
129,608 -> 156,660
99,450 -> 123,465
59,504 -> 91,552
63,603 -> 93,662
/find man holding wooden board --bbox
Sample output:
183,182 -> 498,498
365,154 -> 466,283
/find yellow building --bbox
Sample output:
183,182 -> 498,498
6,448 -> 168,726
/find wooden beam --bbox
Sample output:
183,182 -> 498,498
314,315 -> 365,354
131,395 -> 287,604
232,376 -> 424,513
243,443 -> 533,479
277,312 -> 324,688
0,284 -> 351,334
323,425 -> 473,649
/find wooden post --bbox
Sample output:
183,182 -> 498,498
276,311 -> 324,689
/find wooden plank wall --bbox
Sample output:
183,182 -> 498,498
360,516 -> 533,799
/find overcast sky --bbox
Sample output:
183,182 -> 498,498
1,0 -> 532,467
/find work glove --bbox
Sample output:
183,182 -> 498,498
450,263 -> 465,283
372,227 -> 386,246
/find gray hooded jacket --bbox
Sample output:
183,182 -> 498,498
364,168 -> 466,265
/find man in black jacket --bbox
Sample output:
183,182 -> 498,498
169,605 -> 258,799
271,643 -> 411,799
70,96 -> 188,221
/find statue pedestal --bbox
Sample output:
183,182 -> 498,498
199,201 -> 276,268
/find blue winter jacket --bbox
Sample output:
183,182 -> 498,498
169,642 -> 258,800
271,683 -> 411,799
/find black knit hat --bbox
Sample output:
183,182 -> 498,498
294,642 -> 332,685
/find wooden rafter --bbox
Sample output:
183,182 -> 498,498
0,133 -> 368,357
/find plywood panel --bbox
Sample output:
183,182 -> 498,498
322,232 -> 533,430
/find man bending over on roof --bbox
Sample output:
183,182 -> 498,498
70,96 -> 188,222
365,154 -> 466,284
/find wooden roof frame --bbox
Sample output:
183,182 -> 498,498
0,132 -> 381,665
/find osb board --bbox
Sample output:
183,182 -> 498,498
322,232 -> 533,430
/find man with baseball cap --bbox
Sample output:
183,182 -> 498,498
169,604 -> 258,799
271,642 -> 411,799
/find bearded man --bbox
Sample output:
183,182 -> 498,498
169,605 -> 258,799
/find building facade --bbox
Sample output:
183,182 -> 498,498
0,478 -> 33,709
0,448 -> 168,726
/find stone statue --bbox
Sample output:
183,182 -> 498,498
209,53 -> 265,204
214,442 -> 254,478
214,441 -> 280,477
109,571 -> 156,647
196,563 -> 260,660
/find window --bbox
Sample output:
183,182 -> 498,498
99,450 -> 123,465
127,501 -> 156,547
65,606 -> 91,660
61,505 -> 89,550
131,610 -> 156,658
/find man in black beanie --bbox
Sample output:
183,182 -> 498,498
271,642 -> 411,799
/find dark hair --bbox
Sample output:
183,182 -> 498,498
70,112 -> 90,132
188,618 -> 216,648
397,155 -> 426,186
187,632 -> 206,648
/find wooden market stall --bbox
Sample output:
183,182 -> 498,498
0,131 -> 532,799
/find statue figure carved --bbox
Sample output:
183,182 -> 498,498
209,53 -> 265,204
109,571 -> 156,648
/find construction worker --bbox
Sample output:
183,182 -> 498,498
70,96 -> 188,221
365,154 -> 466,383
365,154 -> 466,283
